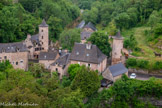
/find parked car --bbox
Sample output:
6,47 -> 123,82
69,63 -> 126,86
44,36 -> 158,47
130,73 -> 136,79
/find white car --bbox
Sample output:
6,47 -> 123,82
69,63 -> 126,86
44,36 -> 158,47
130,73 -> 136,79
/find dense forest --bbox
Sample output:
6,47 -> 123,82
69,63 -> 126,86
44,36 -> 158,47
0,0 -> 79,42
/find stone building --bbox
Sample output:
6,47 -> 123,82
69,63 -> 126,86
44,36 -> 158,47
111,31 -> 124,65
39,51 -> 59,69
50,53 -> 70,79
69,43 -> 107,73
0,19 -> 50,70
102,63 -> 128,82
24,19 -> 49,59
0,42 -> 28,71
76,21 -> 97,43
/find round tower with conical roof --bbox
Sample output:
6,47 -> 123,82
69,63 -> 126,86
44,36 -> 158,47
39,19 -> 49,51
112,31 -> 124,65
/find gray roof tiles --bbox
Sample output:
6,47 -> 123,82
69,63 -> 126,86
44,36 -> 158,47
109,63 -> 128,77
84,22 -> 97,31
39,19 -> 48,27
39,51 -> 58,60
51,53 -> 70,68
70,43 -> 107,64
76,20 -> 85,29
0,42 -> 28,53
113,31 -> 123,40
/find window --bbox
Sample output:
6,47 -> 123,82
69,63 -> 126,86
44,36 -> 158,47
56,68 -> 58,72
4,56 -> 7,59
87,54 -> 89,56
0,57 -> 2,59
42,42 -> 43,45
42,30 -> 43,32
42,36 -> 43,39
20,60 -> 23,63
16,62 -> 18,65
76,52 -> 79,55
13,62 -> 14,64
78,62 -> 80,65
88,64 -> 91,67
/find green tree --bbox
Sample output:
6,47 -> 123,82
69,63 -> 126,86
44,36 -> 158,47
59,29 -> 81,51
71,65 -> 100,97
88,31 -> 112,57
108,20 -> 117,36
68,64 -> 81,81
62,89 -> 84,108
47,16 -> 63,41
19,0 -> 42,13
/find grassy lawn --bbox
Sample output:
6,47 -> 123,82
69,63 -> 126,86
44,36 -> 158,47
122,27 -> 162,61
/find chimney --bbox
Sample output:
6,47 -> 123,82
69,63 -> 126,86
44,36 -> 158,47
27,34 -> 31,39
86,42 -> 92,49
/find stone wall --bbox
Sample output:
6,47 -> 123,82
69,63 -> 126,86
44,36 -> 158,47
70,58 -> 107,73
0,51 -> 28,71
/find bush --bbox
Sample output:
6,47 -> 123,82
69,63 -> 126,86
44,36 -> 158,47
126,58 -> 137,68
137,59 -> 149,69
153,61 -> 162,70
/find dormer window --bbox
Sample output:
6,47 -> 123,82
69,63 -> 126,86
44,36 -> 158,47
44,55 -> 47,59
76,52 -> 79,55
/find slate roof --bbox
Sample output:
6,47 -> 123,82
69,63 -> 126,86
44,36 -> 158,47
31,34 -> 39,43
76,20 -> 85,29
39,51 -> 58,60
39,19 -> 48,27
70,43 -> 107,64
0,42 -> 28,53
51,53 -> 70,68
108,63 -> 128,77
81,31 -> 93,40
113,31 -> 123,40
84,22 -> 97,31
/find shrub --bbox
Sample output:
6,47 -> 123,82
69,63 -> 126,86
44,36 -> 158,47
137,59 -> 149,69
153,61 -> 162,70
126,58 -> 137,68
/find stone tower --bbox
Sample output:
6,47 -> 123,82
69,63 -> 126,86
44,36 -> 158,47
39,19 -> 49,52
112,31 -> 124,65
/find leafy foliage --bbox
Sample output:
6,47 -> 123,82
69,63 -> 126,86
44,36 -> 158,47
88,31 -> 112,57
71,65 -> 100,97
126,58 -> 162,70
59,28 -> 81,51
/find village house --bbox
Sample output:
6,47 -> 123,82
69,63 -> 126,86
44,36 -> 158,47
69,42 -> 107,73
111,31 -> 124,65
50,53 -> 70,79
0,19 -> 51,70
102,63 -> 128,82
0,42 -> 29,70
77,21 -> 97,43
39,51 -> 59,69
25,19 -> 49,59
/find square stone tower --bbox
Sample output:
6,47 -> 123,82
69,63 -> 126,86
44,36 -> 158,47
39,19 -> 49,52
112,31 -> 124,65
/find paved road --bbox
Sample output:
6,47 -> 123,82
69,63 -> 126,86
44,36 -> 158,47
128,72 -> 162,80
